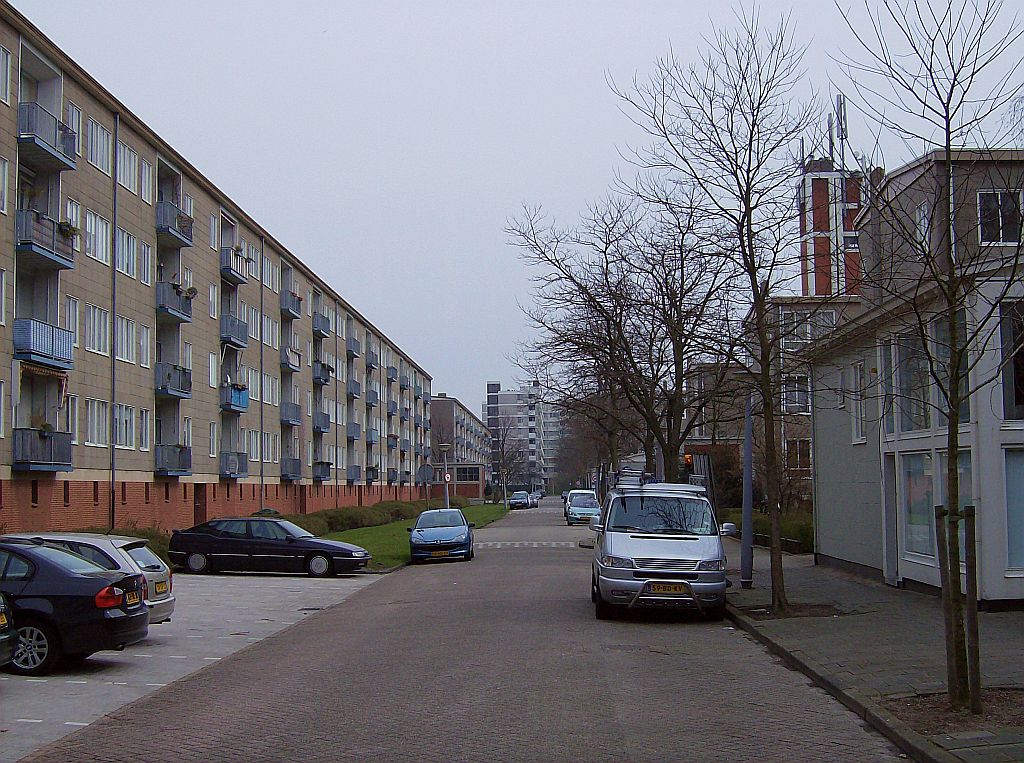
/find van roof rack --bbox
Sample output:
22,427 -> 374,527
609,468 -> 707,494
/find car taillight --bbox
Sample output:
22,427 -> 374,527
95,585 -> 124,609
142,578 -> 149,601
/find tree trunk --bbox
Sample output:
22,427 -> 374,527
644,428 -> 656,474
945,368 -> 969,709
760,350 -> 789,614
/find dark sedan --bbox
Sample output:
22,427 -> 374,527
0,538 -> 149,675
0,592 -> 15,668
169,517 -> 371,577
408,509 -> 474,563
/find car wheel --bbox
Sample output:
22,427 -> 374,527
185,552 -> 210,574
306,553 -> 333,577
10,620 -> 62,676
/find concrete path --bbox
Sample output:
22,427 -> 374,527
23,501 -> 900,762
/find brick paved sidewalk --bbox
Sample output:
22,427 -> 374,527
725,540 -> 1024,761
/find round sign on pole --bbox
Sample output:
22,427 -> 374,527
444,472 -> 452,483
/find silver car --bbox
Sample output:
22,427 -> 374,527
590,480 -> 734,620
3,532 -> 175,624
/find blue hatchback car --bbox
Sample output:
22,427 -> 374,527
408,509 -> 475,563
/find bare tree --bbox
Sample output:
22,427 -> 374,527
837,0 -> 1024,711
492,416 -> 527,509
614,12 -> 818,614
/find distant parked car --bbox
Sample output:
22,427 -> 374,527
0,593 -> 16,668
564,489 -> 598,520
4,533 -> 175,624
529,491 -> 542,508
509,491 -> 531,510
169,517 -> 371,577
0,538 -> 149,675
566,493 -> 601,526
561,491 -> 569,503
408,509 -> 474,563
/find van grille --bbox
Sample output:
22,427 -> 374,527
633,558 -> 699,571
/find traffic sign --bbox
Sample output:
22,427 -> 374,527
444,472 -> 452,483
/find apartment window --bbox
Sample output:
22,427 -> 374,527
209,422 -> 217,457
140,159 -> 153,204
209,214 -> 217,250
64,296 -> 79,346
86,118 -> 113,175
61,395 -> 78,443
66,199 -> 81,251
851,362 -> 866,442
85,399 -> 109,446
902,452 -> 935,557
116,142 -> 138,193
139,242 -> 152,285
182,267 -> 193,289
138,324 -> 151,368
0,269 -> 5,325
456,466 -> 480,482
980,191 -> 1022,245
114,315 -> 136,363
66,102 -> 82,154
209,284 -> 218,318
114,404 -> 135,449
183,194 -> 194,218
247,243 -> 259,277
782,375 -> 810,414
138,409 -> 150,451
115,228 -> 137,277
248,429 -> 260,462
182,341 -> 193,370
209,352 -> 218,387
85,304 -> 110,355
897,334 -> 931,431
183,417 -> 193,448
0,156 -> 7,214
915,203 -> 930,255
273,433 -> 280,463
1001,301 -> 1024,420
263,431 -> 272,463
0,46 -> 10,104
85,210 -> 111,265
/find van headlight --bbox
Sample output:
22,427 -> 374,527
600,555 -> 635,569
697,559 -> 724,571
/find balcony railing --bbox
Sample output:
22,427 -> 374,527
312,361 -> 332,386
17,102 -> 76,171
366,428 -> 380,445
365,389 -> 380,408
346,336 -> 361,358
154,363 -> 192,398
313,411 -> 330,433
387,468 -> 398,484
155,282 -> 194,322
400,438 -> 410,453
219,384 -> 249,413
366,466 -> 380,483
311,461 -> 331,481
347,379 -> 361,399
280,291 -> 302,319
365,350 -> 379,369
387,433 -> 398,450
414,414 -> 423,429
155,444 -> 192,476
155,200 -> 194,247
15,210 -> 74,269
346,464 -> 362,482
220,247 -> 248,285
386,366 -> 398,383
13,318 -> 74,370
399,374 -> 410,390
219,451 -> 248,479
387,400 -> 399,417
220,313 -> 248,348
280,346 -> 301,372
400,407 -> 410,422
414,384 -> 423,400
312,313 -> 331,338
280,457 -> 302,480
347,422 -> 361,441
13,428 -> 72,472
280,401 -> 302,426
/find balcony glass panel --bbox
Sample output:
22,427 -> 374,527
17,102 -> 76,171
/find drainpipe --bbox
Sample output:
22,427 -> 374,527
258,236 -> 264,507
107,112 -> 120,532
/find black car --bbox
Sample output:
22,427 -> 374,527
169,517 -> 371,577
0,538 -> 149,675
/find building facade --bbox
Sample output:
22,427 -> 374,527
810,150 -> 1024,603
483,380 -> 561,491
429,393 -> 489,500
0,4 -> 432,533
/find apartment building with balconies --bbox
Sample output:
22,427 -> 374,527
0,4 -> 433,532
428,393 -> 489,499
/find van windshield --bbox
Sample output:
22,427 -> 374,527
606,496 -> 716,535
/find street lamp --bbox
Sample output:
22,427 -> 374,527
437,442 -> 452,509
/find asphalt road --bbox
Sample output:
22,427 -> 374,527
23,500 -> 901,762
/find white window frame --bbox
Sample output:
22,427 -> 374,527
114,403 -> 136,450
209,422 -> 217,458
85,209 -> 111,265
139,241 -> 152,286
85,304 -> 110,356
140,158 -> 154,204
86,118 -> 113,175
62,394 -> 78,444
138,324 -> 151,368
209,352 -> 218,388
64,296 -> 79,346
183,417 -> 193,448
0,156 -> 7,214
209,214 -> 217,250
851,362 -> 866,443
66,198 -> 81,252
979,190 -> 1023,245
138,408 -> 151,451
116,141 -> 138,193
0,46 -> 10,105
115,227 -> 137,278
66,102 -> 82,155
85,398 -> 109,446
782,375 -> 811,415
209,283 -> 218,318
114,315 -> 136,363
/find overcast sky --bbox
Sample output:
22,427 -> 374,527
12,1 -> 969,412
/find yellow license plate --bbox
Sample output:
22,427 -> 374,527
0,613 -> 7,627
649,583 -> 688,594
430,550 -> 449,557
125,591 -> 141,606
155,582 -> 168,595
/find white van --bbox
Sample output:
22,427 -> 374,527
590,479 -> 735,620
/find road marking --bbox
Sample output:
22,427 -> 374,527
475,541 -> 578,549
65,680 -> 88,684
64,722 -> 88,727
168,655 -> 189,659
145,683 -> 167,687
16,719 -> 43,723
202,657 -> 220,661
133,653 -> 153,657
26,678 -> 48,683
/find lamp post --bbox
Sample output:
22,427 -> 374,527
437,442 -> 452,509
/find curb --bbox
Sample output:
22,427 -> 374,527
725,602 -> 960,763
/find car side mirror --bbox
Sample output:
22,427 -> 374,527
468,523 -> 476,528
720,522 -> 738,537
406,527 -> 412,532
286,535 -> 296,543
589,518 -> 603,532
